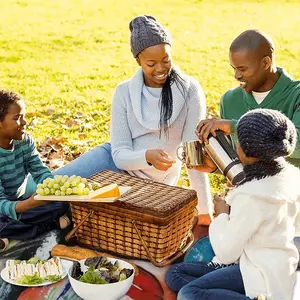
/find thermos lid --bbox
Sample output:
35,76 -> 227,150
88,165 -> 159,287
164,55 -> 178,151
232,171 -> 245,185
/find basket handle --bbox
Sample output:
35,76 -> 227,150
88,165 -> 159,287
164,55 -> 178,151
132,220 -> 194,267
65,210 -> 94,242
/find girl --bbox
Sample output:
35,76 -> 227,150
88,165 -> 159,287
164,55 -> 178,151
166,108 -> 300,300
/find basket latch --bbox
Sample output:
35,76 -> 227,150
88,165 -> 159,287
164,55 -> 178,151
65,210 -> 94,242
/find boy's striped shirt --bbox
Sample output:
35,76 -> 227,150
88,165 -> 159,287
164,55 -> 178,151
0,133 -> 52,219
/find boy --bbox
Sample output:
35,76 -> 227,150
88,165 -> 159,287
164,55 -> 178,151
0,90 -> 69,250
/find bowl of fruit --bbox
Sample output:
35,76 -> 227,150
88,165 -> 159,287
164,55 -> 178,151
68,256 -> 134,300
34,175 -> 130,203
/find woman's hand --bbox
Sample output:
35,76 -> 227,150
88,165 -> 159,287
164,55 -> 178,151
196,118 -> 232,144
213,194 -> 230,217
146,149 -> 175,171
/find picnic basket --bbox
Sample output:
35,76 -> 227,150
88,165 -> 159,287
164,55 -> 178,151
66,170 -> 198,267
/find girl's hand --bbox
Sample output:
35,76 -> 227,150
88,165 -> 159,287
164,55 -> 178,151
146,149 -> 175,171
213,194 -> 230,217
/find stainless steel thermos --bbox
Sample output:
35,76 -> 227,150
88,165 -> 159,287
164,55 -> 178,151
204,131 -> 245,185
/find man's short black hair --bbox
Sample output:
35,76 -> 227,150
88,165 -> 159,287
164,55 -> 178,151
0,90 -> 22,121
230,29 -> 275,59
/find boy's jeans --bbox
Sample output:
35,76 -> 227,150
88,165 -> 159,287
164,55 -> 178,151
166,262 -> 252,300
0,201 -> 69,240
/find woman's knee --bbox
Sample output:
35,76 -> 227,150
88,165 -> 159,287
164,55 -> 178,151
53,142 -> 117,177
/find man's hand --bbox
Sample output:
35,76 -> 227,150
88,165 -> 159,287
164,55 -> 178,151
192,149 -> 218,173
213,194 -> 230,217
146,149 -> 175,171
15,194 -> 51,213
196,118 -> 232,144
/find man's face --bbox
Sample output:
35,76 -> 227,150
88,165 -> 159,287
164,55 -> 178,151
0,100 -> 27,141
137,44 -> 173,88
229,50 -> 269,93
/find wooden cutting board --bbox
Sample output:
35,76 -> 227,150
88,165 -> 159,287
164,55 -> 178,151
34,186 -> 131,202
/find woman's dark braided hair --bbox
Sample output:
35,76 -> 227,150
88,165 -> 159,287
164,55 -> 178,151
159,68 -> 187,138
0,90 -> 22,121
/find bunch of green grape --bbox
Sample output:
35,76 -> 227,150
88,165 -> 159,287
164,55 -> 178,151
36,175 -> 101,196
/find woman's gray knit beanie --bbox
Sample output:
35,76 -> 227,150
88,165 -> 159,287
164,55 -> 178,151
129,15 -> 171,58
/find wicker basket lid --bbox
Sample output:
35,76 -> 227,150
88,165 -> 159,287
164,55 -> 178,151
88,170 -> 197,218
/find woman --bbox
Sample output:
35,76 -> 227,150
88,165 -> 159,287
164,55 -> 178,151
40,15 -> 212,224
166,109 -> 300,300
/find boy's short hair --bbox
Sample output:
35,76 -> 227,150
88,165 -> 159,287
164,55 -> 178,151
0,90 -> 22,121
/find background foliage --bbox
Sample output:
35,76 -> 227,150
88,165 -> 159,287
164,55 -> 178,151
1,0 -> 300,192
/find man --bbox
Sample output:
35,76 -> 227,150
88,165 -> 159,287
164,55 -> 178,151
197,29 -> 300,171
196,29 -> 300,266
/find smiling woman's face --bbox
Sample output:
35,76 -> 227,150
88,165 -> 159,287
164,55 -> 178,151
137,43 -> 172,88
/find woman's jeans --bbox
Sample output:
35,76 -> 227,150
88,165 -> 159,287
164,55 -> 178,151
166,262 -> 252,300
26,142 -> 122,195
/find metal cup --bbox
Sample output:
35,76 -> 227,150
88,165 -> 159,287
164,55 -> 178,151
177,140 -> 203,167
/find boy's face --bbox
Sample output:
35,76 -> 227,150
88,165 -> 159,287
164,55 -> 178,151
0,100 -> 27,141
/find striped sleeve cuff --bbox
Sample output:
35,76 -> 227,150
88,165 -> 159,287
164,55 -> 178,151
0,200 -> 18,220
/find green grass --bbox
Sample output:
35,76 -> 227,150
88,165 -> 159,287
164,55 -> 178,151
1,0 -> 300,191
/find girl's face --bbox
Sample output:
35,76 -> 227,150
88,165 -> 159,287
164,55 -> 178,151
237,142 -> 259,165
137,43 -> 172,88
0,100 -> 27,147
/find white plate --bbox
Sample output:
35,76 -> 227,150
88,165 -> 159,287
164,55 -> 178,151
0,259 -> 72,287
34,186 -> 131,203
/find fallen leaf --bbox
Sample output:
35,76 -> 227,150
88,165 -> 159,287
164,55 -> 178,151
74,112 -> 84,118
39,137 -> 52,148
65,120 -> 77,127
49,158 -> 65,169
28,116 -> 39,129
52,137 -> 69,144
79,133 -> 88,139
47,108 -> 55,115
